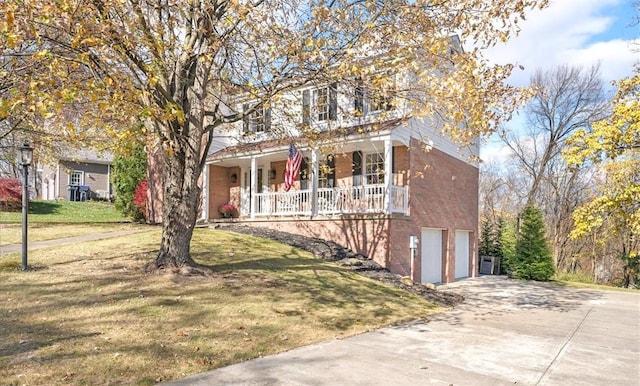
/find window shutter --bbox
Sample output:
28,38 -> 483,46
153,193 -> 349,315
327,154 -> 336,188
392,146 -> 396,173
352,151 -> 362,186
302,90 -> 310,125
242,104 -> 249,133
300,157 -> 309,191
329,82 -> 338,120
264,106 -> 271,132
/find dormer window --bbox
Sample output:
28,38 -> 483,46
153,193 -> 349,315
302,83 -> 337,125
243,103 -> 271,134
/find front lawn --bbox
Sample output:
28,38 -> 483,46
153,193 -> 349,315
0,200 -> 128,223
0,228 -> 443,385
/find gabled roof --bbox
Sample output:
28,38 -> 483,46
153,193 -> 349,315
60,148 -> 114,165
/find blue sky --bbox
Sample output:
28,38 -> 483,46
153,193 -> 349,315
480,0 -> 639,162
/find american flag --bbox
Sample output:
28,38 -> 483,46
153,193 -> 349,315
284,144 -> 303,192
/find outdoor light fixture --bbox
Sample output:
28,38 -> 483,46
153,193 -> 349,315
18,142 -> 33,271
269,169 -> 277,179
19,142 -> 33,167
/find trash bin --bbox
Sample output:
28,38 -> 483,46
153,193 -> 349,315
79,185 -> 90,201
68,185 -> 80,201
479,255 -> 500,275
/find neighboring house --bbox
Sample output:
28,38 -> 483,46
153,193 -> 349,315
201,77 -> 480,284
39,149 -> 113,201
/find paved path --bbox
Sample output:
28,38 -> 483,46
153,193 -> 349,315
0,229 -> 149,255
163,276 -> 640,386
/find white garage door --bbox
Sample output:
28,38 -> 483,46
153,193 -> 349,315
455,230 -> 470,279
421,228 -> 442,284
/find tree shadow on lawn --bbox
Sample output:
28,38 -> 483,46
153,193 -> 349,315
28,201 -> 62,215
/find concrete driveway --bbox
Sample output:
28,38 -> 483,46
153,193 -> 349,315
164,276 -> 640,386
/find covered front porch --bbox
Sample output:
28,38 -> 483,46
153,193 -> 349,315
253,183 -> 408,216
204,134 -> 410,219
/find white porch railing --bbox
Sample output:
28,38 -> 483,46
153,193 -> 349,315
251,184 -> 408,217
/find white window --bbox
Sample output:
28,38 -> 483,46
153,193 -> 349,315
364,153 -> 384,184
354,76 -> 395,116
318,155 -> 335,189
313,87 -> 329,121
243,104 -> 271,134
302,83 -> 337,125
367,90 -> 393,113
69,171 -> 83,186
249,108 -> 266,133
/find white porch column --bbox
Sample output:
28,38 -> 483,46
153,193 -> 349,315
250,156 -> 257,218
310,148 -> 319,216
384,138 -> 393,214
55,164 -> 60,199
200,164 -> 209,221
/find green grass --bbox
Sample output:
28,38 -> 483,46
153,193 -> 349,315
0,228 -> 444,385
552,279 -> 639,292
0,200 -> 128,223
552,272 -> 639,292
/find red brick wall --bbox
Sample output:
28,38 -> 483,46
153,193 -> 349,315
334,153 -> 352,187
388,139 -> 478,283
270,161 -> 286,191
208,165 -> 233,219
240,216 -> 391,266
393,145 -> 409,185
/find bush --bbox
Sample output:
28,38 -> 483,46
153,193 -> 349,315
132,180 -> 147,222
513,205 -> 555,281
0,178 -> 23,212
112,144 -> 147,220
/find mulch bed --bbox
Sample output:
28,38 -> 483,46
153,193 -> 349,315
215,224 -> 463,308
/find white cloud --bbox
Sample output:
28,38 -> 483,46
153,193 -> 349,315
561,40 -> 638,84
479,141 -> 513,164
482,0 -> 638,87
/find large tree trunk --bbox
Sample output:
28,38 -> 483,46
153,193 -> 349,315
153,121 -> 205,270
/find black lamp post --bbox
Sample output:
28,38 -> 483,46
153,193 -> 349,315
18,142 -> 33,271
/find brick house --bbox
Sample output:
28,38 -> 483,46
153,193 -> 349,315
201,79 -> 479,284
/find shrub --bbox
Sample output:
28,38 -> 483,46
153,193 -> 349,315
112,144 -> 147,220
132,180 -> 147,222
0,178 -> 23,212
513,205 -> 555,281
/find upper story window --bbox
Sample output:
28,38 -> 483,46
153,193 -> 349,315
314,88 -> 329,121
243,103 -> 271,134
354,77 -> 395,116
302,82 -> 337,125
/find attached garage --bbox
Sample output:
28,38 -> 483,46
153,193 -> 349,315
421,228 -> 443,284
455,230 -> 470,279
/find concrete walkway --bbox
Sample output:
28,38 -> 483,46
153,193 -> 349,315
0,228 -> 149,255
163,276 -> 640,386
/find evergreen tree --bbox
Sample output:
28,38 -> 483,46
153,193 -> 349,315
479,218 -> 494,256
514,205 -> 555,281
112,144 -> 147,221
498,216 -> 516,274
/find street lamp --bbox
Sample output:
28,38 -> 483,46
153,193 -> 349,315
18,142 -> 33,271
